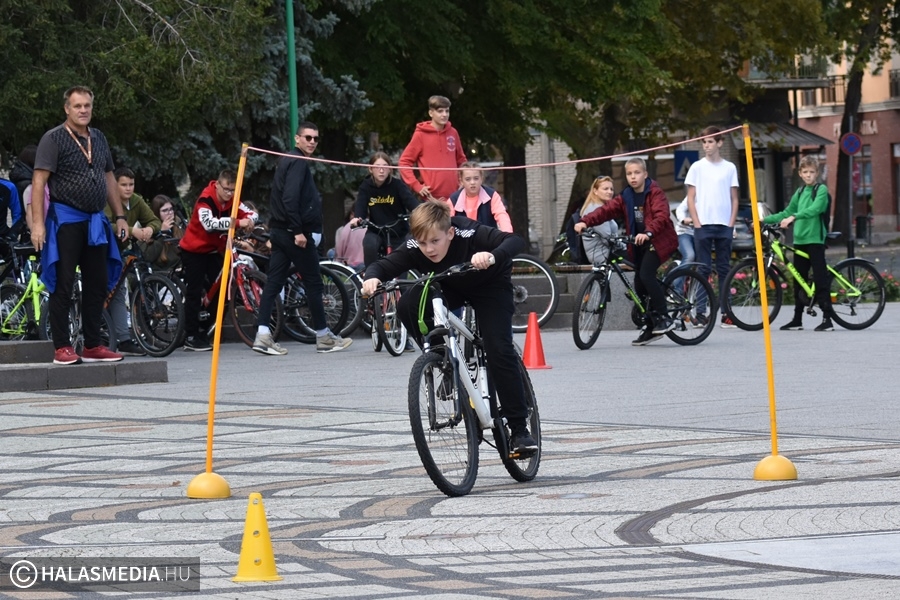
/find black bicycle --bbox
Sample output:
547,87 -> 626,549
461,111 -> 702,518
572,231 -> 717,349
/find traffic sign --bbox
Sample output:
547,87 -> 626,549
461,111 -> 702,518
840,132 -> 862,156
674,150 -> 699,182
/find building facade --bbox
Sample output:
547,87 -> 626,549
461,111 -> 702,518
795,49 -> 900,241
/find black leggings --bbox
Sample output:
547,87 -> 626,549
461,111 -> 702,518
793,243 -> 832,315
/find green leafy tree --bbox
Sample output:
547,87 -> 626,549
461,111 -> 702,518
822,0 -> 898,237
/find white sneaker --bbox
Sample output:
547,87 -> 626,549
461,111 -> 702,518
317,332 -> 352,353
252,332 -> 288,356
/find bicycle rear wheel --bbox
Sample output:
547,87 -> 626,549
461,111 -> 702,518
282,266 -> 350,343
510,255 -> 559,332
499,357 -> 541,482
663,268 -> 716,345
131,274 -> 184,357
229,268 -> 282,347
572,274 -> 607,350
722,259 -> 783,331
408,350 -> 479,497
829,259 -> 885,330
375,288 -> 408,356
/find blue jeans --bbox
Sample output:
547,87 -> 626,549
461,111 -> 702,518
693,224 -> 733,313
677,234 -> 695,264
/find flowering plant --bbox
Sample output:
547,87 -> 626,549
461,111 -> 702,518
882,272 -> 900,302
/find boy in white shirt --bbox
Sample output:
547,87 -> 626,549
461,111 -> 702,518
685,126 -> 740,327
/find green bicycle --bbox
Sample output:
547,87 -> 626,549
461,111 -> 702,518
722,224 -> 886,331
0,248 -> 49,340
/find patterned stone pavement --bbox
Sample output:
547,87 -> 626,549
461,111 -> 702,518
2,305 -> 900,599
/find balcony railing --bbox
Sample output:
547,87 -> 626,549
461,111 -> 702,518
745,55 -> 828,81
801,75 -> 846,107
891,69 -> 900,99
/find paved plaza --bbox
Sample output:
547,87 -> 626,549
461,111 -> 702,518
1,304 -> 900,598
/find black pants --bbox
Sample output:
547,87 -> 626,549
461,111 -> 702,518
258,228 -> 326,331
181,250 -> 224,338
49,221 -> 109,349
362,229 -> 407,268
633,246 -> 667,322
793,243 -> 832,316
397,280 -> 528,429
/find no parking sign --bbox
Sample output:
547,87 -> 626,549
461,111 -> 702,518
840,132 -> 861,156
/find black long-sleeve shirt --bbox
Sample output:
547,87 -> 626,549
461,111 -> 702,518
365,216 -> 525,290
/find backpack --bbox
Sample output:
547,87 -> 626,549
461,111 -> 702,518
809,183 -> 832,233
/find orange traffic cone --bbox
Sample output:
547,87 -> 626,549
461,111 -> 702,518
522,312 -> 551,369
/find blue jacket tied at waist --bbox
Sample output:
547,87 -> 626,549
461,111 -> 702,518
41,203 -> 123,293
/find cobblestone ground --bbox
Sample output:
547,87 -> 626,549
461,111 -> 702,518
2,305 -> 900,598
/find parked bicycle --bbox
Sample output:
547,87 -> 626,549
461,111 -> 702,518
572,230 -> 717,349
372,263 -> 541,497
0,245 -> 49,341
723,223 -> 886,330
510,254 -> 559,332
353,217 -> 412,356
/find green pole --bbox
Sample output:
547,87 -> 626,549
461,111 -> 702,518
285,0 -> 298,143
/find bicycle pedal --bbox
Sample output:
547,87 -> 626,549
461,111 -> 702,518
509,448 -> 537,460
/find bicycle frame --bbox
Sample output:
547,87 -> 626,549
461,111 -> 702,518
0,265 -> 45,337
424,296 -> 495,430
766,233 -> 863,302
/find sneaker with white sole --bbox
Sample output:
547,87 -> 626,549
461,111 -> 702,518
316,331 -> 352,353
720,315 -> 737,328
252,332 -> 288,355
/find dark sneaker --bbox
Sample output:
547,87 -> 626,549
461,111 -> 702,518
252,332 -> 288,356
510,428 -> 538,455
780,319 -> 803,331
632,327 -> 663,346
651,316 -> 675,335
53,346 -> 82,365
814,318 -> 834,332
691,313 -> 709,329
117,340 -> 147,356
720,315 -> 737,329
316,331 -> 352,353
82,346 -> 124,363
184,335 -> 212,352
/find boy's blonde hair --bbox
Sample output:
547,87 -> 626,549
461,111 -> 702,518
798,155 -> 819,172
410,200 -> 452,240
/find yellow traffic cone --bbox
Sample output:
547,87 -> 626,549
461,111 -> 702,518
232,492 -> 282,582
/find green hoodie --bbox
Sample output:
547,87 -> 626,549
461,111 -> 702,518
764,184 -> 828,245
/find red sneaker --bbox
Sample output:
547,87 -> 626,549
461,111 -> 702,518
82,346 -> 124,363
53,346 -> 82,365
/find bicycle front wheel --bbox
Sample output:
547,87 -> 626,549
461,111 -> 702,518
829,259 -> 885,330
572,274 -> 607,350
375,289 -> 408,356
663,268 -> 716,345
722,259 -> 783,331
510,255 -> 559,333
500,357 -> 541,482
319,261 -> 364,336
408,350 -> 479,497
229,268 -> 282,347
131,274 -> 184,357
0,282 -> 30,340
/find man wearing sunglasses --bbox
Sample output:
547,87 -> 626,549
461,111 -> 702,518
252,122 -> 351,355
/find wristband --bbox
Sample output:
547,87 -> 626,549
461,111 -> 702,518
115,215 -> 126,221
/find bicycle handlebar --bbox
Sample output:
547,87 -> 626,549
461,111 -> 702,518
352,216 -> 409,231
365,259 -> 491,297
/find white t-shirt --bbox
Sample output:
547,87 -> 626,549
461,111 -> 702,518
685,157 -> 739,226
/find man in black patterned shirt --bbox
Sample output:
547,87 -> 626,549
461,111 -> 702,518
30,85 -> 128,365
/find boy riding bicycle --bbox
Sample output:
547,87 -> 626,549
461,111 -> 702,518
361,201 -> 537,454
574,157 -> 678,346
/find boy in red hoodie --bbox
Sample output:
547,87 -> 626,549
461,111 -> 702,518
179,169 -> 257,351
398,95 -> 467,205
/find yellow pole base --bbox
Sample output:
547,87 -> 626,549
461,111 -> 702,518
186,471 -> 232,499
753,454 -> 798,481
